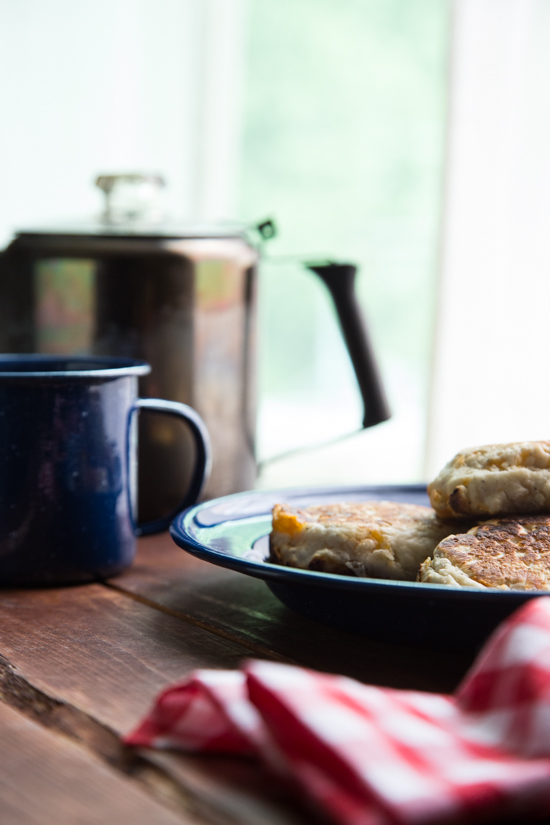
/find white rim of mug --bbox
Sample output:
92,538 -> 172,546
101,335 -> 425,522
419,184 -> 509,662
0,356 -> 151,379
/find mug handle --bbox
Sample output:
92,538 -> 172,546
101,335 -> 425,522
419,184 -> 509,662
130,398 -> 212,536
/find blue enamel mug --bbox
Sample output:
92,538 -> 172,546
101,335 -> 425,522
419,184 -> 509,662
0,355 -> 211,586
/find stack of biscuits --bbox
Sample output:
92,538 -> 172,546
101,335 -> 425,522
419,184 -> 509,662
269,441 -> 550,590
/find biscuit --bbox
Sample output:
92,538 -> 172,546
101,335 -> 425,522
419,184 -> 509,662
270,501 -> 469,581
428,441 -> 550,518
419,515 -> 550,590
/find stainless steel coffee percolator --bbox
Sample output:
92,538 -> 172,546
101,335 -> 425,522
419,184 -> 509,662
0,174 -> 390,522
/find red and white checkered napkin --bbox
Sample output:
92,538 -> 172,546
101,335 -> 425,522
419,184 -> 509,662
126,598 -> 550,825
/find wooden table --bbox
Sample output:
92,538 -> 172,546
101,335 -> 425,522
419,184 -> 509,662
0,531 -> 478,825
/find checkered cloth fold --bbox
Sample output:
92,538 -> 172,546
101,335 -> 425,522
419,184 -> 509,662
126,598 -> 550,824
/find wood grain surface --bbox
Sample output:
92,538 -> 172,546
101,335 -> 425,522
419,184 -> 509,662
0,573 -> 310,825
115,532 -> 475,694
0,582 -> 249,733
0,535 -> 539,825
0,700 -> 196,825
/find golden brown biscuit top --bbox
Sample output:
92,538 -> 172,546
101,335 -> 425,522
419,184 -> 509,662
428,441 -> 550,518
435,515 -> 550,589
272,501 -> 434,537
446,441 -> 550,471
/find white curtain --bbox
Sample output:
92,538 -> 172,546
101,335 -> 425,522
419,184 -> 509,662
427,0 -> 550,475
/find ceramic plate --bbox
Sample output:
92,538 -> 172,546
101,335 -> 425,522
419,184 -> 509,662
170,484 -> 540,651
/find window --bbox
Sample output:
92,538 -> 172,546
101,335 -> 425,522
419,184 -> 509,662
239,0 -> 450,486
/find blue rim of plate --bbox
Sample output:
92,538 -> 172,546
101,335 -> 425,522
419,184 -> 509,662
169,484 -> 540,606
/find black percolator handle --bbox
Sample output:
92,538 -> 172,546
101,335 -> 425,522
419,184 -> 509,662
305,262 -> 391,429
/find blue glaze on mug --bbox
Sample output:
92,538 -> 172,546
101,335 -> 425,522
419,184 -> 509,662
0,355 -> 210,586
